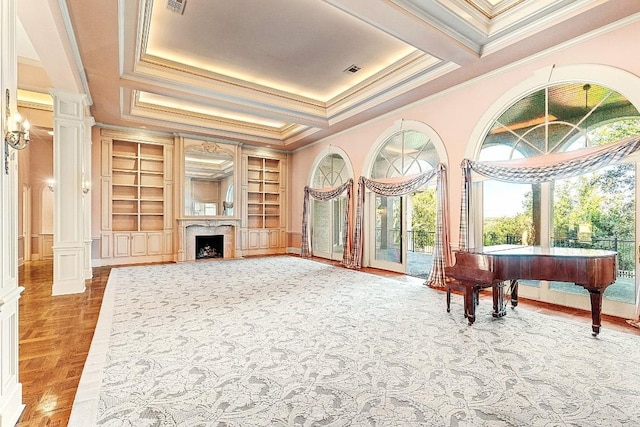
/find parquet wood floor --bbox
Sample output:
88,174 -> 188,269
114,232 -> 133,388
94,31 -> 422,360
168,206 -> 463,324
14,257 -> 640,426
16,261 -> 111,427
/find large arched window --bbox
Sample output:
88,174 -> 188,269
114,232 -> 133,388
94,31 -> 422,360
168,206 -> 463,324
477,79 -> 640,318
309,151 -> 352,261
371,130 -> 438,179
368,128 -> 441,277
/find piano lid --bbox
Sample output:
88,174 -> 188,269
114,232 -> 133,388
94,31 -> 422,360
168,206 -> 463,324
465,245 -> 617,258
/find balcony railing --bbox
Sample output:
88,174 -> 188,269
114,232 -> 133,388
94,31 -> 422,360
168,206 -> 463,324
551,236 -> 635,278
378,228 -> 635,278
484,234 -> 635,279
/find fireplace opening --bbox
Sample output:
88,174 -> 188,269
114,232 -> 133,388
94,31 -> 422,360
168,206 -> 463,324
195,235 -> 224,259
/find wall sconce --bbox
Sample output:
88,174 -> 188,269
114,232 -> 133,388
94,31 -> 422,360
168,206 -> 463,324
4,89 -> 30,175
47,179 -> 55,192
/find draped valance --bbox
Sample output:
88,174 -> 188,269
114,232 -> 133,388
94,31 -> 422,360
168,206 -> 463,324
352,164 -> 452,288
301,179 -> 353,266
459,135 -> 640,249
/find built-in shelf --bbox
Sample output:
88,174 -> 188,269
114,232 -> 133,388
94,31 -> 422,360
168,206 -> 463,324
99,129 -> 174,265
245,155 -> 281,230
111,140 -> 166,232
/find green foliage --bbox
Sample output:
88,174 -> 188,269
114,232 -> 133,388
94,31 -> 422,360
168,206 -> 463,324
411,188 -> 437,231
486,119 -> 640,244
484,213 -> 533,245
552,119 -> 640,240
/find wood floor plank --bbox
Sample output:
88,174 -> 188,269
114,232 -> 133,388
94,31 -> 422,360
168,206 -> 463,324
16,261 -> 109,427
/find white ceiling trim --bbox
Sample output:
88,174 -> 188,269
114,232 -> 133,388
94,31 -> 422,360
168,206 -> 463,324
123,89 -> 315,144
328,60 -> 461,124
481,0 -> 617,57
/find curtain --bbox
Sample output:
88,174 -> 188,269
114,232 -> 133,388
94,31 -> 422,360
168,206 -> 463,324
301,179 -> 353,266
458,134 -> 640,249
351,164 -> 452,288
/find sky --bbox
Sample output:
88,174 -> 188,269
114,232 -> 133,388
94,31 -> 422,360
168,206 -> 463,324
483,180 -> 530,217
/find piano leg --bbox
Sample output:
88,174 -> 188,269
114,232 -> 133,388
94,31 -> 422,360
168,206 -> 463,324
509,280 -> 518,308
588,289 -> 603,336
464,285 -> 477,325
492,280 -> 507,318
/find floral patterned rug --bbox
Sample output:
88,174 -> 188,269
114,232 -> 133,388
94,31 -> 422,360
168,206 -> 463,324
69,256 -> 640,426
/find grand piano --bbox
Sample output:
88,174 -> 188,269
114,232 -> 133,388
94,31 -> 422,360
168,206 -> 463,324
445,245 -> 618,336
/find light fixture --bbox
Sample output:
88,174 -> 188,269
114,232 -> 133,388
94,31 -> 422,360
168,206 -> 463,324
4,89 -> 30,174
583,84 -> 591,109
47,179 -> 54,192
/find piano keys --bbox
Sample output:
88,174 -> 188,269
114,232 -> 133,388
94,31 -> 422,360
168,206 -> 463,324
445,245 -> 618,336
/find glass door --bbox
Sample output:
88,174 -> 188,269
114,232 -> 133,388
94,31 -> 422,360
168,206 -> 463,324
370,194 -> 406,272
312,197 -> 345,261
546,163 -> 638,319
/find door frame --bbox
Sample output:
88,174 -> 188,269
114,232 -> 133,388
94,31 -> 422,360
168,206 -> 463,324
368,193 -> 407,273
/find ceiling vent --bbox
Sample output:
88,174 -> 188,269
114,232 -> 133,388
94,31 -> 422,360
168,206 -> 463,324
167,0 -> 187,15
344,64 -> 361,74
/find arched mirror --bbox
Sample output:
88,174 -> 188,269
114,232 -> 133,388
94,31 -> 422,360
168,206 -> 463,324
184,141 -> 235,216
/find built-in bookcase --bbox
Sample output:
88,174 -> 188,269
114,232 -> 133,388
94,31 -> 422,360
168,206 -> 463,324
111,140 -> 165,232
242,152 -> 286,255
100,129 -> 174,264
246,156 -> 281,229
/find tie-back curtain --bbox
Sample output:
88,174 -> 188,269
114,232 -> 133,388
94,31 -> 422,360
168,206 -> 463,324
458,135 -> 640,249
351,164 -> 452,288
301,179 -> 353,266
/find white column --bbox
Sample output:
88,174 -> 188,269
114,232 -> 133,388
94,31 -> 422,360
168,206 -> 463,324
51,90 -> 89,295
83,117 -> 94,279
0,0 -> 25,424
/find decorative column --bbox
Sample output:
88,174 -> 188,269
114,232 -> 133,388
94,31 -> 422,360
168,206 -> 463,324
51,90 -> 89,295
0,0 -> 26,424
83,117 -> 94,279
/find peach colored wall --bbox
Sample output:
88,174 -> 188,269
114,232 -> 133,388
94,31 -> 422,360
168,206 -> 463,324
288,20 -> 640,248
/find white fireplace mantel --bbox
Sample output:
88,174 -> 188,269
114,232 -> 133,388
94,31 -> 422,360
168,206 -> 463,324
177,218 -> 240,262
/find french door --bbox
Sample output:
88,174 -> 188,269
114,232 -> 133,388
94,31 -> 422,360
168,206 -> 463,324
369,194 -> 407,273
483,163 -> 639,320
311,198 -> 345,261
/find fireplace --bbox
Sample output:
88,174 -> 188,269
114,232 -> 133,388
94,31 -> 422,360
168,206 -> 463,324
195,235 -> 224,259
177,219 -> 238,262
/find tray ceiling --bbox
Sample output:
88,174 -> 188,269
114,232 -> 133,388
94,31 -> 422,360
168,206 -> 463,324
17,0 -> 640,150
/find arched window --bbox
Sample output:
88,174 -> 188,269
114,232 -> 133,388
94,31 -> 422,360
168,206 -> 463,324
477,79 -> 640,316
367,128 -> 441,278
308,151 -> 353,261
313,153 -> 349,187
371,130 -> 438,179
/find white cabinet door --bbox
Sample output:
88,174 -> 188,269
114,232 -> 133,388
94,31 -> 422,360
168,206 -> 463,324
147,232 -> 164,255
269,229 -> 279,248
248,230 -> 261,249
131,233 -> 147,256
259,230 -> 270,248
114,233 -> 131,257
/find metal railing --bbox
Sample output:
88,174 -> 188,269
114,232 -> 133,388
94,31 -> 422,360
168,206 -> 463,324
375,228 -> 435,254
407,230 -> 435,254
551,236 -> 635,277
484,234 -> 635,278
377,228 -> 635,277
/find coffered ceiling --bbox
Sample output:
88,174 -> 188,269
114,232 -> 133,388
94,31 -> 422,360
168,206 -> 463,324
17,0 -> 640,150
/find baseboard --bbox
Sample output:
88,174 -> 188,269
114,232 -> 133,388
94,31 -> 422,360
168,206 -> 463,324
0,383 -> 24,427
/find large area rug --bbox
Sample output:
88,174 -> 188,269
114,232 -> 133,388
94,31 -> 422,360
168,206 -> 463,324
69,256 -> 640,426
